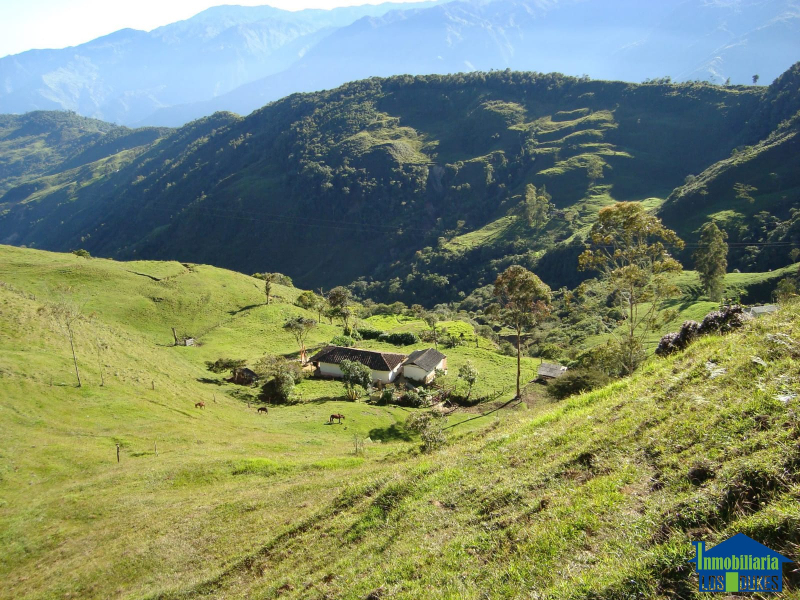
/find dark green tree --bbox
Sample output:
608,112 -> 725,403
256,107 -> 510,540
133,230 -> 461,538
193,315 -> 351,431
694,222 -> 728,301
339,359 -> 372,400
327,286 -> 352,331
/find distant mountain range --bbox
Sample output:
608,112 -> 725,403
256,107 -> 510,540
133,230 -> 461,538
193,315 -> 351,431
1,0 -> 798,126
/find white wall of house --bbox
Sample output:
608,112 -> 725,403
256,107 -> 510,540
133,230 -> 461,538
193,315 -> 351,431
319,363 -> 344,379
318,362 -> 401,384
404,364 -> 433,383
373,367 -> 401,384
403,358 -> 446,384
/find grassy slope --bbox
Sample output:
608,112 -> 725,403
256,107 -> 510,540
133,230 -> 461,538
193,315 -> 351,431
0,245 -> 537,600
148,303 -> 800,600
1,249 -> 798,600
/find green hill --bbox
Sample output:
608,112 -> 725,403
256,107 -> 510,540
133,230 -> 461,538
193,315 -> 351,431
1,246 -> 798,599
3,67 -> 798,305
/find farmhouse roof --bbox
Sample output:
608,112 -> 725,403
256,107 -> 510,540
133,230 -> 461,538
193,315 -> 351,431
310,346 -> 407,371
403,348 -> 446,372
538,363 -> 568,378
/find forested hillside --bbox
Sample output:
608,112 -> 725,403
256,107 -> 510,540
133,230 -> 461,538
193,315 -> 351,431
1,66 -> 799,305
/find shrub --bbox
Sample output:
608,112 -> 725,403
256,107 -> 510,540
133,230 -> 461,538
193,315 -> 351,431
378,331 -> 419,345
397,389 -> 426,408
546,369 -> 610,400
294,290 -> 318,310
72,249 -> 91,258
261,371 -> 297,404
499,341 -> 516,356
405,411 -> 446,452
379,388 -> 394,405
331,335 -> 355,347
357,326 -> 384,340
206,358 -> 246,373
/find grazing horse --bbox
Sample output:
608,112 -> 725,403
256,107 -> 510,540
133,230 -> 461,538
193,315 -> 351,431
330,413 -> 345,424
195,401 -> 205,409
257,406 -> 268,414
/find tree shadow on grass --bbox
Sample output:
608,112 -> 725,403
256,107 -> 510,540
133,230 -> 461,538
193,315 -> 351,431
197,377 -> 227,386
228,303 -> 264,316
368,423 -> 412,442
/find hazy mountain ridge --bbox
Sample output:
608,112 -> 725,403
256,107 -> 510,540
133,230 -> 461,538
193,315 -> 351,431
0,1 -> 447,125
1,0 -> 797,127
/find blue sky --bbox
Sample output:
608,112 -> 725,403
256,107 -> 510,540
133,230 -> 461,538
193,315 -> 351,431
0,0 -> 433,58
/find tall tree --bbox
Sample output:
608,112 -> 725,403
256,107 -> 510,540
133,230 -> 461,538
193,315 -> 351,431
458,361 -> 479,400
524,184 -> 553,229
424,313 -> 440,350
694,222 -> 728,301
283,316 -> 316,364
326,286 -> 352,331
263,273 -> 276,305
579,202 -> 684,374
489,266 -> 552,399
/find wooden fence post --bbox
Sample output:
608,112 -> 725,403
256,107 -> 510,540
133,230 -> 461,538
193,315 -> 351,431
116,444 -> 120,463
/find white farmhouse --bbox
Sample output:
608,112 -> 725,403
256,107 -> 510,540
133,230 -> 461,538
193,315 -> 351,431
402,348 -> 448,384
310,346 -> 407,384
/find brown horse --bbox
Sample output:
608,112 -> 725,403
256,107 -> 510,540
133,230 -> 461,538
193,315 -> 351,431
257,406 -> 268,414
330,414 -> 345,424
195,401 -> 205,409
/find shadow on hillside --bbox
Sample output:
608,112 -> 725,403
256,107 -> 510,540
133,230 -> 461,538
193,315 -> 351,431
197,377 -> 226,386
228,303 -> 263,315
368,423 -> 412,442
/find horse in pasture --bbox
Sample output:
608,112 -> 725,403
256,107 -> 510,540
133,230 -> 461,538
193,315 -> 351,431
330,413 -> 345,424
257,406 -> 268,414
195,401 -> 205,409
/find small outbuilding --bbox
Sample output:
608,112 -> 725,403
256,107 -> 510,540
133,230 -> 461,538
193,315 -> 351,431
310,346 -> 407,384
745,304 -> 778,318
537,363 -> 568,382
229,367 -> 259,386
402,348 -> 447,384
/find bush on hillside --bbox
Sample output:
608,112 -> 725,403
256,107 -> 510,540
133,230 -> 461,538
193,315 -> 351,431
397,389 -> 427,408
379,388 -> 394,405
378,331 -> 419,345
546,369 -> 610,400
206,357 -> 246,373
357,326 -> 384,340
331,335 -> 356,347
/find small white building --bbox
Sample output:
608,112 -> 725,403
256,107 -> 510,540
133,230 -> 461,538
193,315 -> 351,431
310,346 -> 407,384
745,305 -> 778,318
402,348 -> 448,384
